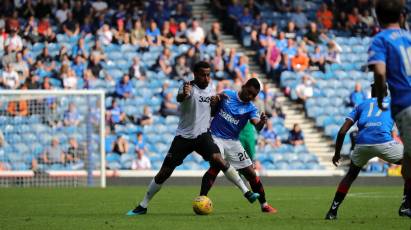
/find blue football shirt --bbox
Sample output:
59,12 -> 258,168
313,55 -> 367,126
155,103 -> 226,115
347,98 -> 393,145
368,28 -> 411,115
211,90 -> 259,140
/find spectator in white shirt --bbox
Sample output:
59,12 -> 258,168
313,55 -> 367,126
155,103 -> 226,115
98,24 -> 113,45
12,52 -> 29,80
63,69 -> 78,89
295,74 -> 316,103
4,30 -> 22,52
1,64 -> 19,89
132,149 -> 151,170
55,2 -> 70,24
186,19 -> 205,45
128,56 -> 146,80
92,0 -> 108,16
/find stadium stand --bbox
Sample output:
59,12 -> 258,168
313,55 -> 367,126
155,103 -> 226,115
3,0 -> 408,175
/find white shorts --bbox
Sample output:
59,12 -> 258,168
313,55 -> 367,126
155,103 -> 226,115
395,106 -> 411,158
212,135 -> 253,170
351,141 -> 404,167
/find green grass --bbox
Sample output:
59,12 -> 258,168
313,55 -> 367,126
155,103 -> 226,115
0,186 -> 409,230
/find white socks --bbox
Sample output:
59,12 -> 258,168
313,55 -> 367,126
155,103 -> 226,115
223,165 -> 249,194
139,179 -> 162,208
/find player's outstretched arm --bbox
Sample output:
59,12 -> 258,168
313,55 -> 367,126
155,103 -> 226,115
371,63 -> 388,110
250,112 -> 267,132
333,119 -> 354,167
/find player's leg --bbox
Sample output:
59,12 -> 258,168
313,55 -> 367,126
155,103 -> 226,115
373,140 -> 408,216
238,165 -> 277,213
127,136 -> 192,216
200,137 -> 224,196
325,146 -> 370,220
396,108 -> 411,217
200,166 -> 221,196
229,139 -> 274,212
196,134 -> 260,203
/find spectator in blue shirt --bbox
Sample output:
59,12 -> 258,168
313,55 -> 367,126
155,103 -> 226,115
115,74 -> 132,99
234,55 -> 249,82
282,39 -> 298,59
71,38 -> 89,59
146,20 -> 161,46
227,0 -> 244,21
259,119 -> 282,148
63,103 -> 81,127
349,83 -> 367,107
71,55 -> 85,78
106,98 -> 126,127
288,123 -> 304,146
238,7 -> 254,29
134,132 -> 147,154
291,6 -> 308,30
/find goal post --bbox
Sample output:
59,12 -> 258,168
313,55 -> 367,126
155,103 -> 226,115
0,90 -> 106,188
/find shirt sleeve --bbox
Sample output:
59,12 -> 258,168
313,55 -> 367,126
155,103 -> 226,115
249,106 -> 259,120
368,36 -> 386,65
347,105 -> 359,122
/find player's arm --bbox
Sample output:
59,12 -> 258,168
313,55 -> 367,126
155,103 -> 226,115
210,92 -> 228,107
176,82 -> 192,102
371,63 -> 388,110
250,112 -> 267,132
332,119 -> 354,167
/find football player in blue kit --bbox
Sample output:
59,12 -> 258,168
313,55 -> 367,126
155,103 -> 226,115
369,0 -> 411,218
199,78 -> 277,213
325,83 -> 403,220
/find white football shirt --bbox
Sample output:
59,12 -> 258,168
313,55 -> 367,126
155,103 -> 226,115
175,82 -> 214,139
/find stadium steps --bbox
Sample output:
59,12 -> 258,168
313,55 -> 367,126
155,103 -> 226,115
192,1 -> 336,170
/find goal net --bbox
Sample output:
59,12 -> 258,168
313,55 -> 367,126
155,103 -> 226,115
0,90 -> 106,187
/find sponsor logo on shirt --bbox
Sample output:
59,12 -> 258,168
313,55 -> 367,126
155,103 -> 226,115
199,96 -> 211,103
364,122 -> 382,127
219,110 -> 239,125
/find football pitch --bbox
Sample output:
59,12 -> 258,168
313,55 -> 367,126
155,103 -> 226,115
0,186 -> 409,230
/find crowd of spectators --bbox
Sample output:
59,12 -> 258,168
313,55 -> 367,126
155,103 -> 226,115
0,0 -> 333,172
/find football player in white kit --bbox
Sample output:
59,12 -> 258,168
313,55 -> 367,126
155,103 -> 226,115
127,62 -> 259,216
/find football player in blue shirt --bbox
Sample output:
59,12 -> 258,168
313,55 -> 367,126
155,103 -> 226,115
325,84 -> 403,220
369,0 -> 411,218
199,78 -> 277,213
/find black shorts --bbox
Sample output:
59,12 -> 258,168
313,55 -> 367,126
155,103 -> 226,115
163,132 -> 220,168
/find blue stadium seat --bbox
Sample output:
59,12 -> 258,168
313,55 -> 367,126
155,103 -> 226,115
270,154 -> 284,163
325,125 -> 340,139
298,154 -> 318,163
121,153 -> 136,169
283,153 -> 299,163
106,153 -> 121,163
289,160 -> 305,170
275,161 -> 289,170
11,162 -> 30,171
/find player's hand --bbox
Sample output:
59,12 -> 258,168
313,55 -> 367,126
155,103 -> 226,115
260,112 -> 267,124
332,153 -> 341,167
377,97 -> 387,111
210,93 -> 228,106
183,82 -> 192,97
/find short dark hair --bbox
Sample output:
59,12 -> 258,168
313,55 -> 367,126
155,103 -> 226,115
244,78 -> 261,91
376,0 -> 404,25
193,61 -> 211,73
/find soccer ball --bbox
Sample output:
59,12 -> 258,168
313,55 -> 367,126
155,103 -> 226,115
192,196 -> 213,215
